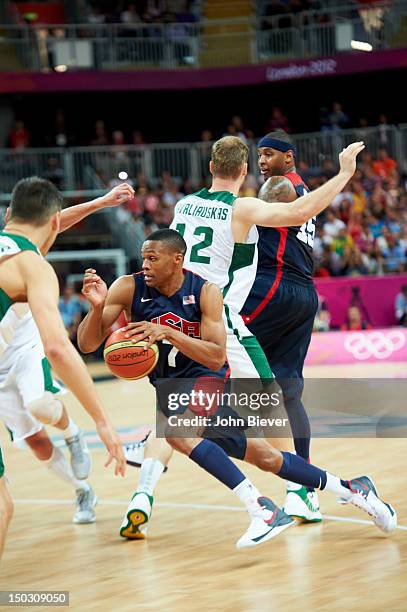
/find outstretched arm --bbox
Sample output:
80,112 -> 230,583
236,142 -> 364,228
58,183 -> 134,233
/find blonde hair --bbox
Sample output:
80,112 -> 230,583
211,136 -> 249,179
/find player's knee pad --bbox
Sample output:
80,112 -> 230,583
26,392 -> 63,426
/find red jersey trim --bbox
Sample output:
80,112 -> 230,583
243,227 -> 288,324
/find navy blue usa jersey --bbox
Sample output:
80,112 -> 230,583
242,171 -> 315,324
131,269 -> 226,383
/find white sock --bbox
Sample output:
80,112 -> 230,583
44,446 -> 89,492
62,418 -> 80,439
233,479 -> 262,516
286,481 -> 303,491
136,458 -> 165,496
324,473 -> 351,499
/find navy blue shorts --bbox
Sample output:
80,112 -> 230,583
246,280 -> 318,380
206,431 -> 247,460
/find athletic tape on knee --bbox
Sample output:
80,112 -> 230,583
27,392 -> 63,426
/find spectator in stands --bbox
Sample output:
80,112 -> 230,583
322,208 -> 346,242
385,207 -> 402,235
44,156 -> 65,190
332,227 -> 354,260
132,130 -> 146,145
350,179 -> 367,213
381,233 -> 406,273
146,0 -> 167,20
320,158 -> 336,180
355,117 -> 370,143
341,306 -> 372,331
120,3 -> 142,24
313,293 -> 331,332
230,115 -> 251,142
319,106 -> 331,132
361,242 -> 380,275
341,245 -> 369,276
395,284 -> 407,326
377,113 -> 390,147
59,285 -> 83,342
90,119 -> 109,146
53,109 -> 70,147
347,210 -> 363,242
314,243 -> 341,277
372,148 -> 398,179
265,107 -> 291,134
376,225 -> 391,253
87,5 -> 106,24
366,211 -> 385,239
327,102 -> 350,131
8,120 -> 30,149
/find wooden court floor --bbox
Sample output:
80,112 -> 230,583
0,362 -> 406,612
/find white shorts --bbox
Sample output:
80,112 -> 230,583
223,308 -> 272,379
0,343 -> 65,443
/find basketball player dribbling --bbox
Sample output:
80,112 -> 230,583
79,175 -> 396,548
122,137 -> 387,537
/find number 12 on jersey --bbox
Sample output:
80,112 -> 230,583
175,223 -> 213,264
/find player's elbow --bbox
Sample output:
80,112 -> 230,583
209,347 -> 226,372
294,207 -> 309,226
76,324 -> 99,354
77,336 -> 98,354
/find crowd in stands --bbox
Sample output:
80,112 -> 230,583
84,0 -> 198,25
5,110 -> 407,286
311,147 -> 406,277
5,103 -> 394,149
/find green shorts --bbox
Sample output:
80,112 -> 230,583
0,445 -> 4,478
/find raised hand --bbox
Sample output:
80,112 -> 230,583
81,268 -> 108,308
339,141 -> 365,177
99,183 -> 135,207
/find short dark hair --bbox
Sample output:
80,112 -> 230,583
145,228 -> 187,255
10,177 -> 63,226
264,130 -> 294,145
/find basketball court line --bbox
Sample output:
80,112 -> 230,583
11,498 -> 407,531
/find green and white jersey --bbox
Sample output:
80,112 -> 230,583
0,232 -> 41,359
170,188 -> 258,337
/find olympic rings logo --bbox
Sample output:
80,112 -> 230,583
344,331 -> 406,360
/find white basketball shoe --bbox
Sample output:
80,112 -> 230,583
283,484 -> 322,523
236,496 -> 295,549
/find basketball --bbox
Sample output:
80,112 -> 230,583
103,328 -> 159,380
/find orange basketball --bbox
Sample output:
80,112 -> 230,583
103,328 -> 159,380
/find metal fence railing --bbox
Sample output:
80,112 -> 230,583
1,0 -> 406,71
0,125 -> 406,198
